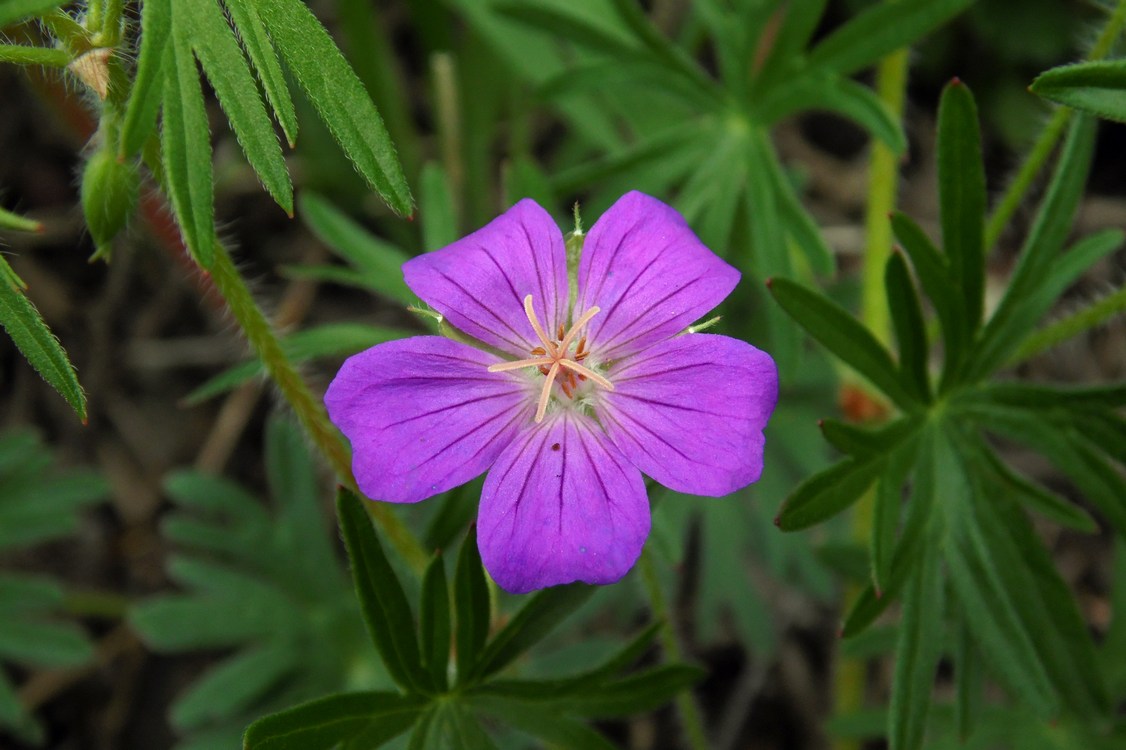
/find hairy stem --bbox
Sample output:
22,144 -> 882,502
639,548 -> 710,750
207,244 -> 429,572
1010,285 -> 1126,364
138,140 -> 428,572
984,0 -> 1126,251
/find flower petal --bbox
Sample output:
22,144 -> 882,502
478,413 -> 649,593
403,199 -> 568,357
599,333 -> 778,496
577,191 -> 740,360
325,337 -> 532,503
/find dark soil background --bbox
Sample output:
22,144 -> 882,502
1,1 -> 1124,748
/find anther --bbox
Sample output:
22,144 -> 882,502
486,294 -> 615,423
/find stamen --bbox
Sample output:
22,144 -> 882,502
488,294 -> 615,423
559,359 -> 614,391
488,356 -> 554,373
536,362 -> 561,423
558,306 -> 600,354
523,295 -> 556,355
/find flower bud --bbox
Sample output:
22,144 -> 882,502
81,147 -> 139,261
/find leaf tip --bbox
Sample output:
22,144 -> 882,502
772,514 -> 781,528
949,75 -> 963,87
764,277 -> 774,290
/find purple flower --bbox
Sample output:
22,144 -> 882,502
325,192 -> 778,593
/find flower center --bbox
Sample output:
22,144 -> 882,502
486,294 -> 615,423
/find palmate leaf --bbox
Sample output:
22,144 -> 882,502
187,0 -> 292,215
252,497 -> 698,748
256,0 -> 412,216
0,256 -> 86,421
0,431 -> 105,743
221,0 -> 298,147
131,417 -> 367,746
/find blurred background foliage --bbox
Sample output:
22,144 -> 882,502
0,0 -> 1124,748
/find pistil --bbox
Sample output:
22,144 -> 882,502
487,294 -> 614,422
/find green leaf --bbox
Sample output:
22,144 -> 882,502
120,0 -> 171,158
889,532 -> 944,750
551,664 -> 706,717
454,527 -> 490,686
495,2 -> 640,60
757,140 -> 834,276
775,456 -> 885,531
1031,59 -> 1126,123
842,428 -> 937,638
819,415 -> 921,459
221,0 -> 298,147
966,403 -> 1126,537
0,619 -> 92,668
977,446 -> 1097,533
885,253 -> 931,403
419,162 -> 457,251
188,0 -> 292,214
296,192 -> 415,305
806,0 -> 974,76
0,257 -> 86,421
890,211 -> 966,373
943,472 -> 1058,714
769,277 -> 918,409
936,79 -> 986,340
971,115 -> 1096,380
470,696 -> 616,750
0,0 -> 65,26
758,74 -> 906,154
958,436 -> 1109,717
872,437 -> 919,595
976,380 -> 1126,410
162,7 -> 215,268
473,622 -> 662,703
0,574 -> 63,611
243,692 -> 426,750
257,0 -> 412,215
337,488 -> 428,694
185,323 -> 410,404
953,617 -> 983,741
470,584 -> 595,682
171,641 -> 294,731
420,554 -> 450,692
606,0 -> 718,96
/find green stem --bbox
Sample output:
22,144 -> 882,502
1010,285 -> 1126,364
860,48 -> 909,347
0,44 -> 70,67
984,0 -> 1126,252
208,245 -> 429,573
639,548 -> 709,750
